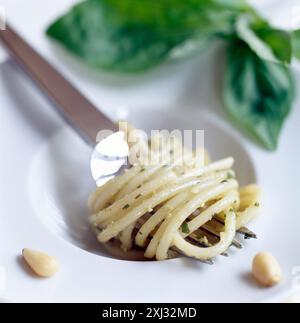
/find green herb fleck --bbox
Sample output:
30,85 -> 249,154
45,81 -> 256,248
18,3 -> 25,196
227,171 -> 235,179
96,227 -> 103,233
221,180 -> 228,184
181,222 -> 190,234
135,194 -> 142,199
254,202 -> 260,207
137,185 -> 142,189
122,204 -> 130,210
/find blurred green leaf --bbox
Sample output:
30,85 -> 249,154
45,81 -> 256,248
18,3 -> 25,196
236,15 -> 292,64
292,29 -> 300,60
46,0 -> 249,72
224,39 -> 294,150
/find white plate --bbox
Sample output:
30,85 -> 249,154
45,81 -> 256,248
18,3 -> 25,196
0,0 -> 300,303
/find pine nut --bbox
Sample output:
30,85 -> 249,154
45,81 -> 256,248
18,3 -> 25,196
22,248 -> 59,278
252,252 -> 282,287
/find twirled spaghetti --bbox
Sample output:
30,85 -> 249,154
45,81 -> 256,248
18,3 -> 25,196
88,126 -> 261,261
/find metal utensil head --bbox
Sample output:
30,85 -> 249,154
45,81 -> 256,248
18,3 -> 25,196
90,131 -> 129,187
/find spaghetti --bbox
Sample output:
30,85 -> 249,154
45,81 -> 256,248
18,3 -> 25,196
88,126 -> 261,261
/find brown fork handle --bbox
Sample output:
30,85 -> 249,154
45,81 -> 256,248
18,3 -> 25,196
0,23 -> 118,145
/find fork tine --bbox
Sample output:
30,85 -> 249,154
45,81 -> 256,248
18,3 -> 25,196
172,246 -> 214,265
202,225 -> 243,249
213,217 -> 257,240
195,227 -> 239,251
136,218 -> 214,264
123,212 -> 250,262
238,227 -> 257,239
187,235 -> 229,257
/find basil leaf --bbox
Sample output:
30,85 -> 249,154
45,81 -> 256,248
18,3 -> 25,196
292,29 -> 300,60
46,0 -> 183,72
46,0 -> 248,72
224,39 -> 294,150
236,15 -> 292,64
